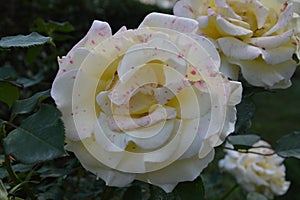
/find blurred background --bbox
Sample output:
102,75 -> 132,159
0,0 -> 299,199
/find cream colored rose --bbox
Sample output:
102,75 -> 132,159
174,0 -> 300,89
51,13 -> 242,192
219,140 -> 290,199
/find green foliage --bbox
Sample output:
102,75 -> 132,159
0,180 -> 8,200
175,177 -> 205,200
0,32 -> 51,48
0,82 -> 20,108
275,132 -> 300,159
11,90 -> 50,116
3,104 -> 66,164
235,96 -> 256,133
123,185 -> 143,200
227,134 -> 261,149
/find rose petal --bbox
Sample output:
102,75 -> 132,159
247,30 -> 293,49
229,58 -> 297,89
118,38 -> 186,83
263,3 -> 293,36
217,37 -> 261,60
261,45 -> 295,65
107,105 -> 176,132
57,48 -> 90,75
125,120 -> 175,150
216,15 -> 253,36
66,140 -> 135,187
72,20 -> 112,50
249,0 -> 269,29
219,54 -> 240,80
173,0 -> 201,19
139,12 -> 198,33
137,150 -> 214,193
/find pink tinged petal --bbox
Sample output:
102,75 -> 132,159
216,16 -> 253,36
217,37 -> 261,60
188,35 -> 221,68
115,26 -> 127,36
125,120 -> 175,150
138,12 -> 198,33
117,38 -> 186,83
57,48 -> 90,75
110,64 -> 159,105
173,0 -> 196,18
51,70 -> 79,140
154,78 -> 190,105
107,106 -> 177,132
72,20 -> 112,50
247,30 -> 293,49
250,0 -> 269,29
94,113 -> 128,152
72,69 -> 99,140
263,3 -> 294,36
138,150 -> 215,193
261,45 -> 295,65
229,58 -> 297,89
66,140 -> 135,187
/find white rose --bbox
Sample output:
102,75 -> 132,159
219,140 -> 290,199
51,13 -> 242,192
174,0 -> 300,89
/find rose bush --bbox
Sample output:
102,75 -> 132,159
219,140 -> 290,199
174,0 -> 300,89
51,12 -> 242,192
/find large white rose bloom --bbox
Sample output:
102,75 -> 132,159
174,0 -> 300,89
219,140 -> 290,199
51,13 -> 242,192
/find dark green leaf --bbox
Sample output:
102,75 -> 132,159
0,82 -> 20,108
123,186 -> 142,200
11,90 -> 50,116
3,104 -> 66,164
0,32 -> 51,48
227,134 -> 261,149
235,97 -> 255,133
247,192 -> 267,200
0,179 -> 8,200
149,185 -> 179,200
48,21 -> 74,33
0,65 -> 17,80
16,71 -> 44,88
175,177 -> 205,200
0,119 -> 3,128
275,131 -> 300,159
37,166 -> 72,178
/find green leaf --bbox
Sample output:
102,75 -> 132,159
247,192 -> 267,200
275,131 -> 300,159
0,179 -> 8,200
149,186 -> 178,200
0,65 -> 17,80
3,104 -> 66,164
175,177 -> 205,200
123,186 -> 142,200
227,134 -> 261,149
0,32 -> 51,48
0,82 -> 20,108
235,97 -> 255,133
0,119 -> 3,128
16,71 -> 44,88
11,90 -> 50,116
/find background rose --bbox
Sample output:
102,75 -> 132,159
219,140 -> 290,199
51,12 -> 242,192
174,0 -> 300,89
